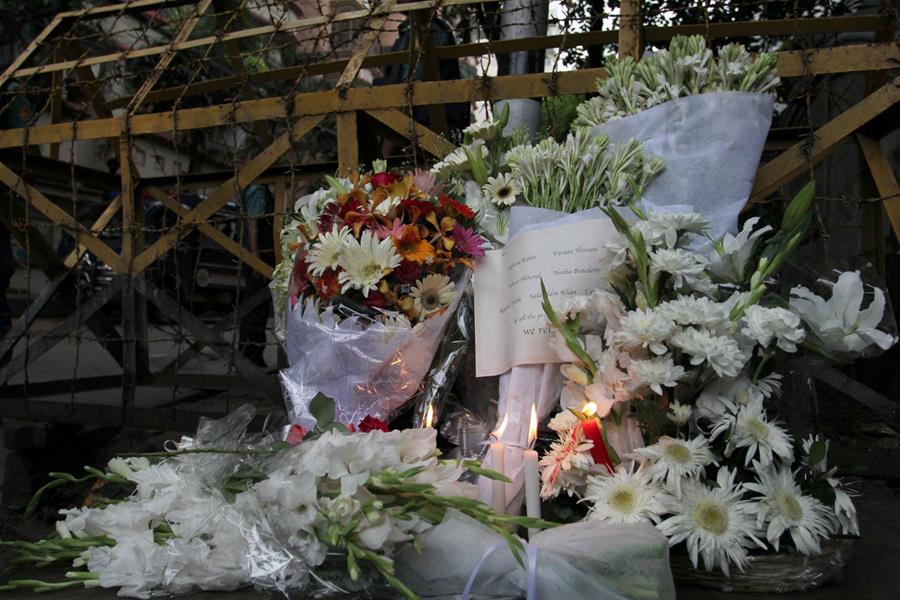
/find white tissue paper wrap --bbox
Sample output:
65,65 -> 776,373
280,272 -> 469,429
395,509 -> 676,600
592,91 -> 774,239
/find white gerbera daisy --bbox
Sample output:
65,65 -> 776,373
627,356 -> 684,395
307,225 -> 350,276
650,249 -> 709,289
741,305 -> 806,353
337,231 -> 401,297
831,486 -> 859,537
482,173 -> 522,207
745,463 -> 833,555
671,327 -> 747,377
709,398 -> 793,468
658,467 -> 765,576
667,401 -> 693,427
636,435 -> 714,495
615,308 -> 676,355
410,274 -> 455,316
583,464 -> 670,525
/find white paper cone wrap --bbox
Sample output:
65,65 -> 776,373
593,91 -> 774,238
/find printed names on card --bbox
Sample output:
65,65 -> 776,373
474,218 -> 616,376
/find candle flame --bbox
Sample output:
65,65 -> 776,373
528,404 -> 538,447
492,413 -> 509,439
424,403 -> 434,429
582,401 -> 598,418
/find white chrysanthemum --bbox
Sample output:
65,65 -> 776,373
650,248 -> 709,289
636,435 -> 715,495
410,274 -> 455,316
667,401 -> 693,427
307,225 -> 350,276
337,231 -> 401,297
482,172 -> 522,207
671,327 -> 746,377
640,211 -> 709,248
710,398 -> 793,468
583,464 -> 670,524
615,308 -> 676,355
657,296 -> 728,329
741,305 -> 806,353
627,356 -> 684,395
658,467 -> 765,576
745,463 -> 833,555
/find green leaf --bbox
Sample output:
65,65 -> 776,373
310,393 -> 335,430
463,461 -> 513,483
782,180 -> 815,231
601,426 -> 621,466
324,175 -> 349,194
808,440 -> 828,467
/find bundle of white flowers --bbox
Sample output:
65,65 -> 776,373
1,402 -> 551,599
573,35 -> 780,130
539,182 -> 896,575
432,104 -> 664,243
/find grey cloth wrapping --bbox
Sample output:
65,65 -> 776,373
395,510 -> 676,600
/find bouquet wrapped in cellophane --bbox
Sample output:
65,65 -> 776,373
1,402 -> 556,599
272,163 -> 487,429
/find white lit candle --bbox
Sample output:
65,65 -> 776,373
523,403 -> 541,539
490,413 -> 508,515
424,403 -> 435,429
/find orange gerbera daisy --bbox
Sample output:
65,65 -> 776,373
393,225 -> 435,263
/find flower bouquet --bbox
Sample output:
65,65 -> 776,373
272,163 -> 486,429
538,183 -> 896,589
1,401 -> 555,599
573,35 -> 780,237
434,105 -> 666,514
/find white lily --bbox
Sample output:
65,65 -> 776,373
790,271 -> 896,354
708,217 -> 772,283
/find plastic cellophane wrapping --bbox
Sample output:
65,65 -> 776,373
279,269 -> 472,430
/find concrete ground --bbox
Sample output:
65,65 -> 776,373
1,321 -> 899,599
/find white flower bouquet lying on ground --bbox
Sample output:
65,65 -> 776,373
0,403 -> 553,599
539,182 -> 896,575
